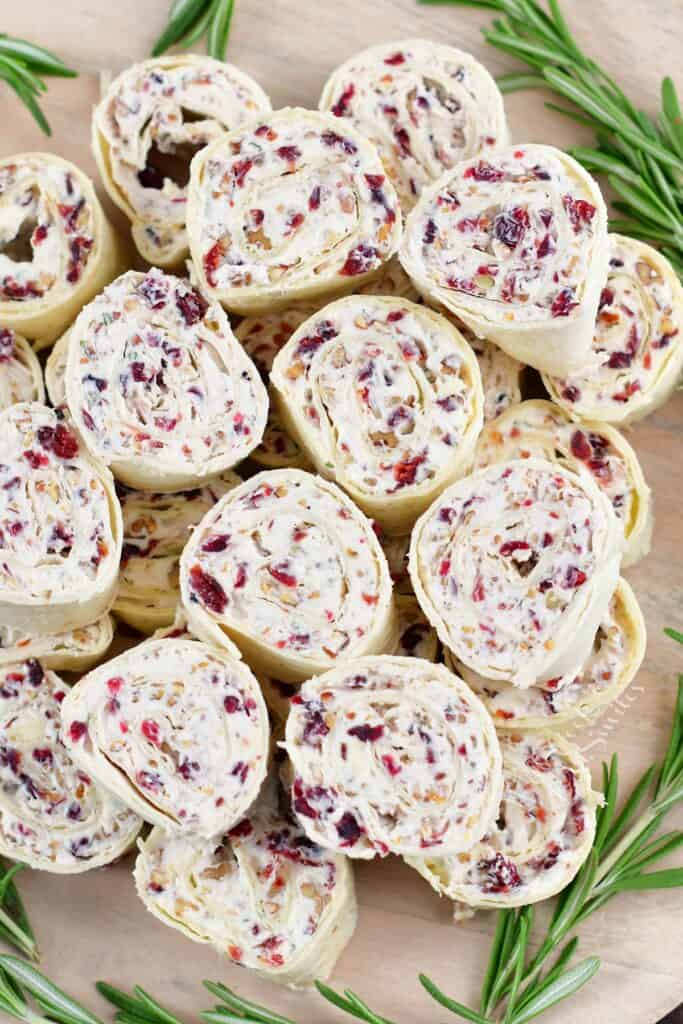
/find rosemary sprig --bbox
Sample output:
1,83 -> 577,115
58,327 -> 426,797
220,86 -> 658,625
0,956 -> 102,1024
151,0 -> 236,61
0,861 -> 37,961
419,0 -> 683,278
0,35 -> 77,136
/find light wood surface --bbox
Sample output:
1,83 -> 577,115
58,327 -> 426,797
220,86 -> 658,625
1,2 -> 682,1022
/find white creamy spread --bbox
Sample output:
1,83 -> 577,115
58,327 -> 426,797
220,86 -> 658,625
284,655 -> 502,858
319,39 -> 508,210
0,659 -> 142,871
61,637 -> 270,838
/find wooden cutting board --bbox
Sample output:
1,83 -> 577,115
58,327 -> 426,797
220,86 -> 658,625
1,1 -> 682,1021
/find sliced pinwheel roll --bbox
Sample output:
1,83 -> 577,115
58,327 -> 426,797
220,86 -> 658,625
444,578 -> 646,729
114,472 -> 241,634
180,469 -> 397,682
0,329 -> 44,410
44,329 -> 69,409
400,144 -> 608,376
407,731 -> 598,910
93,56 -> 272,269
319,40 -> 508,212
544,235 -> 683,424
460,327 -> 523,423
409,458 -> 622,688
0,659 -> 142,872
134,788 -> 356,988
64,269 -> 268,491
475,400 -> 651,566
0,615 -> 114,672
0,153 -> 126,348
271,296 -> 484,533
284,656 -> 502,858
0,403 -> 122,633
187,108 -> 402,315
61,636 -> 269,838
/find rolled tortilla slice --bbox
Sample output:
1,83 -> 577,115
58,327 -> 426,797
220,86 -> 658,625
0,329 -> 44,410
0,403 -> 122,633
284,656 -> 502,858
444,578 -> 646,729
0,615 -> 114,673
187,108 -> 403,315
114,472 -> 241,634
319,39 -> 508,212
93,56 -> 272,269
0,659 -> 142,872
407,731 -> 598,911
235,260 -> 418,470
409,457 -> 623,688
400,144 -> 609,376
475,400 -> 652,567
61,636 -> 269,837
544,234 -> 683,425
260,595 -> 439,730
0,153 -> 126,349
271,296 -> 484,534
134,790 -> 357,988
44,328 -> 69,409
180,468 -> 397,683
64,269 -> 268,491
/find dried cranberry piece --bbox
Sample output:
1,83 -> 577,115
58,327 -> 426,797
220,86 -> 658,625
423,218 -> 437,245
499,540 -> 530,557
331,83 -> 355,117
598,287 -> 614,310
68,721 -> 88,743
393,126 -> 412,156
268,564 -> 297,587
561,385 -> 580,403
479,853 -> 522,893
493,206 -> 529,248
201,534 -> 230,553
384,51 -> 405,65
0,748 -> 21,773
570,430 -> 591,460
551,288 -> 578,318
336,812 -> 363,846
189,564 -> 228,614
564,566 -> 587,588
339,244 -> 378,277
562,195 -> 596,233
302,706 -> 329,744
463,161 -> 504,182
525,753 -> 553,772
176,287 -> 208,326
308,186 -> 322,211
141,719 -> 160,745
393,452 -> 426,488
276,145 -> 301,163
348,723 -> 384,743
228,819 -> 253,838
203,241 -> 224,287
137,275 -> 167,309
0,329 -> 14,362
320,130 -> 357,155
32,748 -> 53,765
233,158 -> 254,187
25,659 -> 44,687
607,350 -> 633,369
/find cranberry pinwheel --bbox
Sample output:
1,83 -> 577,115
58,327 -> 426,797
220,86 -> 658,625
408,731 -> 598,912
186,108 -> 402,315
93,56 -> 271,269
180,469 -> 397,682
234,259 -> 417,470
0,153 -> 126,348
409,458 -> 623,688
459,327 -> 523,423
0,615 -> 114,673
0,660 -> 142,872
319,39 -> 508,212
284,656 -> 502,859
544,235 -> 683,425
134,788 -> 356,988
400,144 -> 608,376
271,296 -> 483,533
64,269 -> 268,491
114,472 -> 241,634
0,329 -> 44,411
475,400 -> 652,566
444,578 -> 646,729
0,403 -> 122,633
61,636 -> 269,838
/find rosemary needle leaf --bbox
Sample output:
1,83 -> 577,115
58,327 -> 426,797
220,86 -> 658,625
509,957 -> 600,1024
480,909 -> 514,1011
609,868 -> 683,892
95,982 -> 144,1016
207,0 -> 235,60
151,0 -> 210,57
665,628 -> 683,645
0,36 -> 77,77
0,956 -> 103,1024
496,73 -> 547,92
203,982 -> 296,1024
419,975 -> 492,1024
315,981 -> 395,1024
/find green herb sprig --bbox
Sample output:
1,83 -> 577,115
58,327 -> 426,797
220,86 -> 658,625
0,35 -> 77,136
152,0 -> 236,62
0,861 -> 37,962
419,0 -> 683,279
